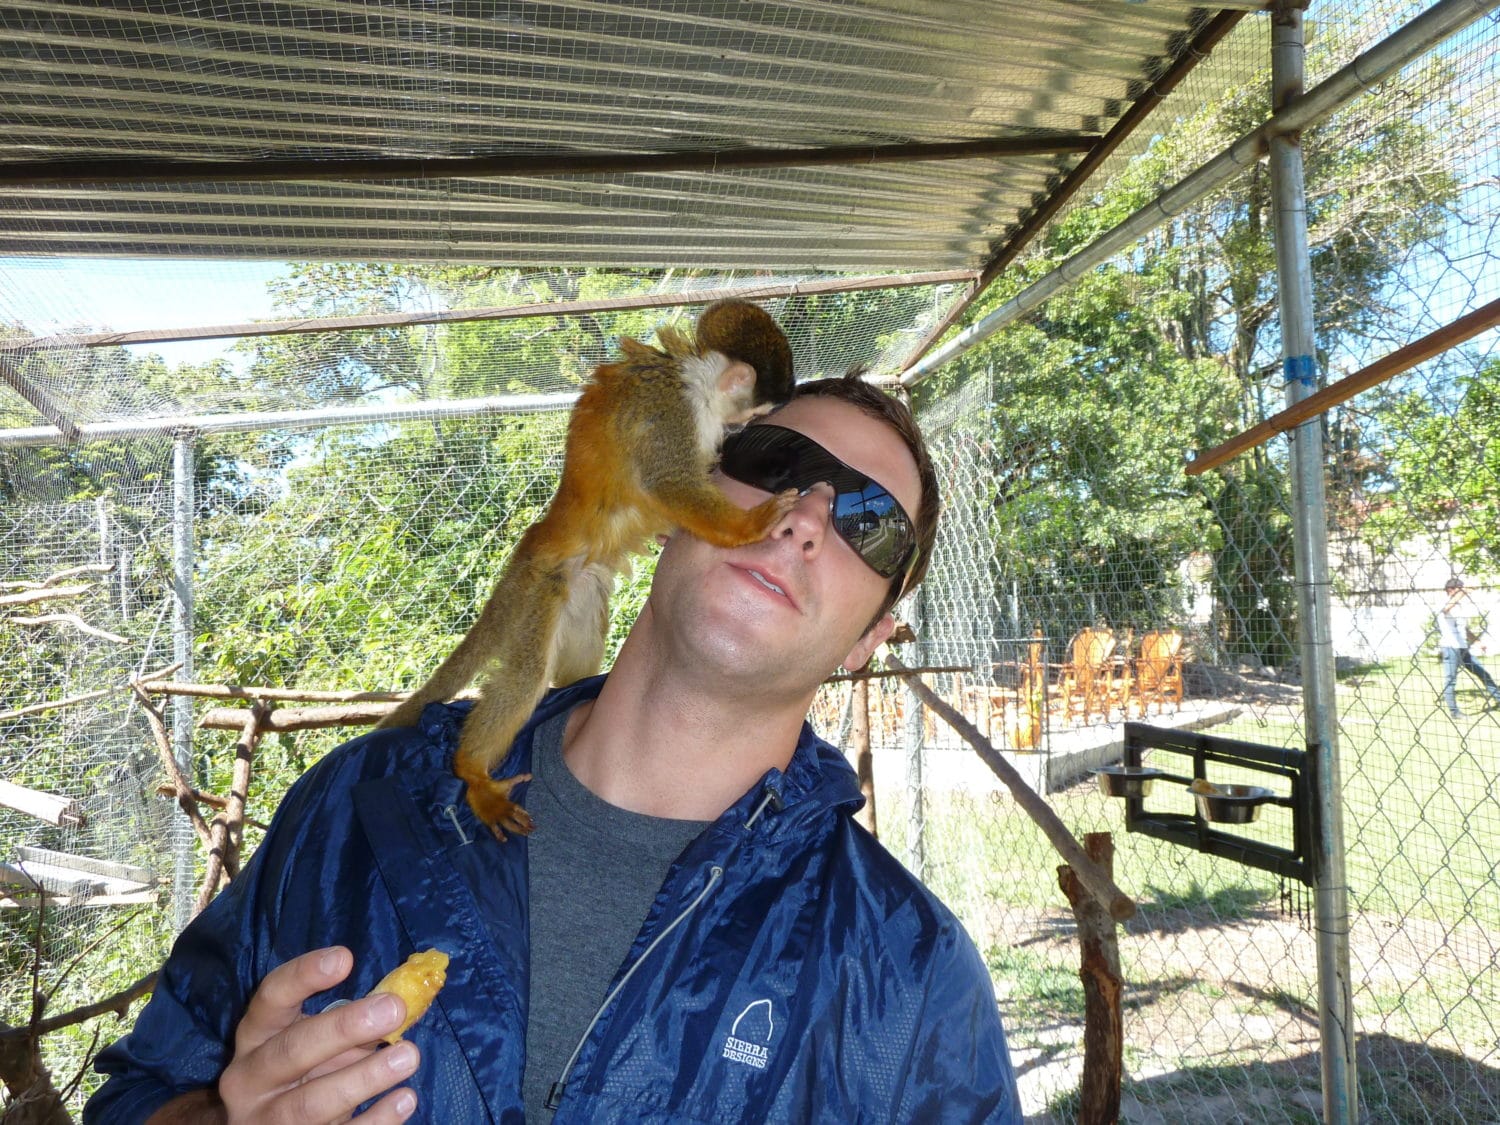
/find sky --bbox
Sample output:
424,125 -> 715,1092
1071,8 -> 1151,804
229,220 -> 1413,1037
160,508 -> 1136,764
0,256 -> 288,367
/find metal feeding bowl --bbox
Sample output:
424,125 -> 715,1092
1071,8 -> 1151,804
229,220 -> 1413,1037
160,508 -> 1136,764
1093,765 -> 1165,799
1192,783 -> 1275,824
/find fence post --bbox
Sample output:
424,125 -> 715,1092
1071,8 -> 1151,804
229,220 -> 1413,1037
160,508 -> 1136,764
94,495 -> 109,568
903,592 -> 927,881
852,677 -> 877,837
171,431 -> 198,931
1268,6 -> 1358,1121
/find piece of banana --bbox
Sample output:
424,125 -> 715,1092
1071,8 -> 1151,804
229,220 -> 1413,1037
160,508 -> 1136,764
1189,778 -> 1222,796
366,948 -> 449,1044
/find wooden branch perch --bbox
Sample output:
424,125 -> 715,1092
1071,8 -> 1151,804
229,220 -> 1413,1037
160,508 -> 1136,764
0,584 -> 90,608
176,669 -> 972,735
0,893 -> 150,1123
0,973 -> 156,1044
0,687 -> 113,722
154,785 -> 269,832
138,660 -> 184,681
0,890 -> 158,910
1058,832 -> 1125,1122
199,702 -> 398,731
824,663 -> 969,684
0,780 -> 86,828
884,654 -> 1137,922
194,706 -> 264,916
129,681 -> 214,853
11,613 -> 129,644
143,680 -> 407,704
43,563 -> 115,586
0,662 -> 180,722
2,564 -> 113,591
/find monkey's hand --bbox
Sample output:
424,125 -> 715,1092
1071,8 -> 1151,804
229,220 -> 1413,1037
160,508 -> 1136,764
752,487 -> 802,528
711,487 -> 801,544
650,479 -> 800,549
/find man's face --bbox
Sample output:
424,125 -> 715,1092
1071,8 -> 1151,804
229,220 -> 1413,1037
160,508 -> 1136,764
646,395 -> 923,698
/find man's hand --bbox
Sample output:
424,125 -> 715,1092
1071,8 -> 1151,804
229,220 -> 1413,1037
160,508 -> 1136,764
150,946 -> 421,1124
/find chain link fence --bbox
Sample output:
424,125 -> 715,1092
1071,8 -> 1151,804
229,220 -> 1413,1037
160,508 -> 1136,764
819,4 -> 1500,1120
861,395 -> 1497,1121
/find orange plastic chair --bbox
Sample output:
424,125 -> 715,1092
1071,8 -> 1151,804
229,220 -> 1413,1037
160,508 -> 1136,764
1103,627 -> 1135,721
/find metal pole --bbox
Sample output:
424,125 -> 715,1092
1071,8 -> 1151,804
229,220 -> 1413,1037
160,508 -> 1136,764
1268,7 -> 1358,1122
170,433 -> 198,931
0,390 -> 582,449
94,495 -> 110,569
0,269 -> 978,355
903,592 -> 927,881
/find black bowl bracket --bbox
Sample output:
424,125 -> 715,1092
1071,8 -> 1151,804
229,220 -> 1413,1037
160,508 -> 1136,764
1096,723 -> 1318,886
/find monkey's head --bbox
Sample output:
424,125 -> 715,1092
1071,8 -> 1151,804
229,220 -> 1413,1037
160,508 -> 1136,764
695,300 -> 794,422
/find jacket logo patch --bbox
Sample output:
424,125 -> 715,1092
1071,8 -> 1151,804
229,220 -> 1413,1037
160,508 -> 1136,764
721,998 -> 774,1070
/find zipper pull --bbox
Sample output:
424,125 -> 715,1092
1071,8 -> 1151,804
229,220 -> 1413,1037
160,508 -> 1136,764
743,784 -> 784,830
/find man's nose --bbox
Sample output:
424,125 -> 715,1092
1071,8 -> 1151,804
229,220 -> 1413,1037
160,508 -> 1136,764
773,482 -> 834,554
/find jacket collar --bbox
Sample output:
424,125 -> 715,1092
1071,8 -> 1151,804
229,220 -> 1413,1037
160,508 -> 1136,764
415,673 -> 866,845
355,675 -> 867,1117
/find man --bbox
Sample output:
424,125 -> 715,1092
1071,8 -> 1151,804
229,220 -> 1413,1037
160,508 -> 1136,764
1437,576 -> 1500,718
87,374 -> 1022,1123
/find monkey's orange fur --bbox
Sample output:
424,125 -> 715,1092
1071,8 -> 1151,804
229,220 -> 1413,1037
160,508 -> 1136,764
378,302 -> 795,840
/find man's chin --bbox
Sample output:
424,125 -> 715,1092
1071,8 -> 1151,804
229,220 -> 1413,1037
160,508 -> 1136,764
677,632 -> 824,699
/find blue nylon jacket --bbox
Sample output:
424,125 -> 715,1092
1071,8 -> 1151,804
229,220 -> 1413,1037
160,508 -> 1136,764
88,676 -> 1021,1123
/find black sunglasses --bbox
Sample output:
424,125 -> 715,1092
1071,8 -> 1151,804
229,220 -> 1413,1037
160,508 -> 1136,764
718,424 -> 919,590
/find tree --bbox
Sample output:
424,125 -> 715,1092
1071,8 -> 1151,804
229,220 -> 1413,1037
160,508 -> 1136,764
917,254 -> 1237,644
920,48 -> 1464,663
1366,355 -> 1500,578
1117,57 -> 1461,660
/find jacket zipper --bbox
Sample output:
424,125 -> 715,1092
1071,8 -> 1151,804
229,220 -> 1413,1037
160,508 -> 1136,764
549,786 -> 786,1110
544,781 -> 785,1110
545,863 -> 724,1110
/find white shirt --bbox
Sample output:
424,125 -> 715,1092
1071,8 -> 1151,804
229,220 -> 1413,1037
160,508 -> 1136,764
1438,600 -> 1470,649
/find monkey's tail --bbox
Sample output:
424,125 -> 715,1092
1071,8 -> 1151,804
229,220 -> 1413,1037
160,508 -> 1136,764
376,524 -> 566,732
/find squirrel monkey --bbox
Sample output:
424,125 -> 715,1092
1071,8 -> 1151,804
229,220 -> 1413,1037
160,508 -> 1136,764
378,300 -> 797,839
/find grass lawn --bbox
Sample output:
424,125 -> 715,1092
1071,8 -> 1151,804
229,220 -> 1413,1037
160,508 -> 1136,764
1211,658 -> 1500,932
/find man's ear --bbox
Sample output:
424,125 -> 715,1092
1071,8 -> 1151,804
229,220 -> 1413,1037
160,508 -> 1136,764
843,612 -> 896,674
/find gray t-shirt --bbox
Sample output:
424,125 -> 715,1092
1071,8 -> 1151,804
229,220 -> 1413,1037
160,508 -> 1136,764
521,707 -> 711,1120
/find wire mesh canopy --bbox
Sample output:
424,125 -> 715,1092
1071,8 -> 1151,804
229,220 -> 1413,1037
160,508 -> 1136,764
0,0 -> 1260,436
0,0 -> 1252,269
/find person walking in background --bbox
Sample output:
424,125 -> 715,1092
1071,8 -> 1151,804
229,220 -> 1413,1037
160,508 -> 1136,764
1437,577 -> 1500,717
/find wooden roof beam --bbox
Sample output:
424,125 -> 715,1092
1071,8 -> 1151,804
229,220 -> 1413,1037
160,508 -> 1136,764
0,352 -> 82,442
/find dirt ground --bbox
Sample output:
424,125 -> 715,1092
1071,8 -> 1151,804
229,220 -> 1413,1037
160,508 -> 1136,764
994,680 -> 1499,1122
998,894 -> 1499,1123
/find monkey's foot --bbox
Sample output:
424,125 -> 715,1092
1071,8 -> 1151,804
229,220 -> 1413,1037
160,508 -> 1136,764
464,773 -> 535,842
